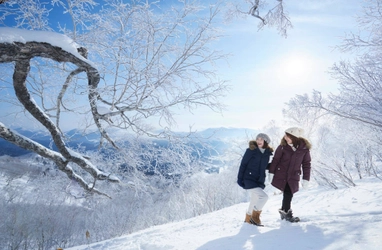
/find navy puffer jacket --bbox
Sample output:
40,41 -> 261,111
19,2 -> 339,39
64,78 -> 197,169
237,140 -> 273,190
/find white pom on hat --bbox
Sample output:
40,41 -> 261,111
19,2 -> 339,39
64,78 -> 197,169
285,127 -> 304,138
256,133 -> 271,144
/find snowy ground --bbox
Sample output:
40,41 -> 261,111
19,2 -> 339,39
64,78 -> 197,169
68,177 -> 382,250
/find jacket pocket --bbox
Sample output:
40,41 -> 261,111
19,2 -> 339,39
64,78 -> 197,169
246,170 -> 259,182
291,170 -> 301,181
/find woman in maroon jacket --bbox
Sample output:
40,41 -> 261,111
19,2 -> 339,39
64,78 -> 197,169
268,127 -> 311,222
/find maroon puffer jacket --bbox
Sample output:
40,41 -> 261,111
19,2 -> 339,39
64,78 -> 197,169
269,138 -> 311,194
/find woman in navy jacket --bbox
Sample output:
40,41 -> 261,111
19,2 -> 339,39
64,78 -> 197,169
237,133 -> 273,226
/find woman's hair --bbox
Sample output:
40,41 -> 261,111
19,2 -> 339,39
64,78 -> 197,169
261,141 -> 274,152
248,140 -> 274,152
285,132 -> 300,148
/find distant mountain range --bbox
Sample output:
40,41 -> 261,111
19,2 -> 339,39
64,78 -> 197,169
0,127 -> 258,157
0,128 -> 101,156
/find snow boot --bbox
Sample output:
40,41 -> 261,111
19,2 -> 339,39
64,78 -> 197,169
250,210 -> 264,226
244,213 -> 252,224
284,209 -> 300,223
278,209 -> 286,220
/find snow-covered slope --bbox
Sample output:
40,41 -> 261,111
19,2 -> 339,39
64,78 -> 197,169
68,177 -> 382,250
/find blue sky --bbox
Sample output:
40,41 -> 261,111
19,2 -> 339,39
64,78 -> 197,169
0,0 -> 363,132
173,0 -> 363,132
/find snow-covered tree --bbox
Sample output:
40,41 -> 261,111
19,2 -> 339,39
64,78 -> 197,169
74,0 -> 229,138
278,0 -> 382,186
0,0 -> 231,195
288,0 -> 382,131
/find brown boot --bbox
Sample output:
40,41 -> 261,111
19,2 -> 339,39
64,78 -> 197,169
244,213 -> 252,224
250,210 -> 263,226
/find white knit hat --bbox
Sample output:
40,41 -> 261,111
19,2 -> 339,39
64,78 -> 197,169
285,127 -> 304,138
256,133 -> 271,144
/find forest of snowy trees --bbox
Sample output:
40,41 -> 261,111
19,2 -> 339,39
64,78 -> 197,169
1,0 -> 382,249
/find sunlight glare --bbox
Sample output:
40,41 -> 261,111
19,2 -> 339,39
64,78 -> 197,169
277,53 -> 314,85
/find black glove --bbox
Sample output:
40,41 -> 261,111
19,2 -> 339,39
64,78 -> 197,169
237,179 -> 244,188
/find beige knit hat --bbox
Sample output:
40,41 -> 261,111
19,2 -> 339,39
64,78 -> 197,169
285,127 -> 304,138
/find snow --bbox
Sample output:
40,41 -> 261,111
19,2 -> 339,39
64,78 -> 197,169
0,27 -> 78,53
67,177 -> 382,250
0,27 -> 92,64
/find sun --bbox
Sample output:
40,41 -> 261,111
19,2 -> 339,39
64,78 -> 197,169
277,53 -> 314,84
284,56 -> 310,77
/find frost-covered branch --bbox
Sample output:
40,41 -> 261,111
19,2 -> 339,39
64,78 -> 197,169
287,89 -> 382,129
337,0 -> 382,53
56,67 -> 85,132
0,31 -> 120,196
80,0 -> 229,138
0,122 -> 113,197
227,0 -> 292,37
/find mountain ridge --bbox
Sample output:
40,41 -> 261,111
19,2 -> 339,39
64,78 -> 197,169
0,127 -> 258,156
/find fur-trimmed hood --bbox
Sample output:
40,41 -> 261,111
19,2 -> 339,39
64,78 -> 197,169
248,140 -> 274,152
279,137 -> 312,150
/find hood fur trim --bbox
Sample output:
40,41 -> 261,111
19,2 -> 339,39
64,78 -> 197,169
280,137 -> 312,150
249,140 -> 257,150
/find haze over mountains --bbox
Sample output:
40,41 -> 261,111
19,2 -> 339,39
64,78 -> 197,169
0,127 -> 258,157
